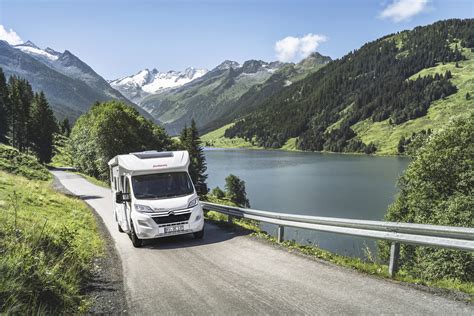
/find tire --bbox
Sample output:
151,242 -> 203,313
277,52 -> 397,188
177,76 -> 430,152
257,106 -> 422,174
193,228 -> 204,239
130,220 -> 143,247
118,223 -> 124,233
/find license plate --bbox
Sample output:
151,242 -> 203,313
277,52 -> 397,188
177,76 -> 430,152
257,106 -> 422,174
164,225 -> 184,234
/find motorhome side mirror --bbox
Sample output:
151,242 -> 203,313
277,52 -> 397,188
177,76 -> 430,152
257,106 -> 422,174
122,193 -> 131,203
115,191 -> 123,204
115,192 -> 131,204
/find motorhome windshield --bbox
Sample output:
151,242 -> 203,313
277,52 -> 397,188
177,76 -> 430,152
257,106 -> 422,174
131,172 -> 194,199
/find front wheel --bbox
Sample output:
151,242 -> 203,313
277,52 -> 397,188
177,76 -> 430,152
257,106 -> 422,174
193,228 -> 204,239
130,220 -> 143,247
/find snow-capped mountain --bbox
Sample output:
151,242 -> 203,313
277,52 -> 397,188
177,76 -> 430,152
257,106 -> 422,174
110,67 -> 208,103
1,40 -> 151,121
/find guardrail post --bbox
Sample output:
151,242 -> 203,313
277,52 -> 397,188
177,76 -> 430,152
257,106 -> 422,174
227,215 -> 233,224
277,225 -> 285,243
389,242 -> 400,277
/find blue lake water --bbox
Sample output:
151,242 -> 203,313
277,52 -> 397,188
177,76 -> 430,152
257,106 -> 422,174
205,148 -> 410,259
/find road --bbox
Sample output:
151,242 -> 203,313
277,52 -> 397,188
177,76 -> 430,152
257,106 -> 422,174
52,170 -> 472,315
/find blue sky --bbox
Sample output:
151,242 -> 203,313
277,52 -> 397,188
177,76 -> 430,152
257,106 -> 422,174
0,0 -> 472,79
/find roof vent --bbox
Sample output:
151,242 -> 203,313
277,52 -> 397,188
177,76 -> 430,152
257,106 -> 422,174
130,151 -> 174,159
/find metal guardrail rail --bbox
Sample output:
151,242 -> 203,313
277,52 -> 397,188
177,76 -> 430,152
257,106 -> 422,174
201,202 -> 474,276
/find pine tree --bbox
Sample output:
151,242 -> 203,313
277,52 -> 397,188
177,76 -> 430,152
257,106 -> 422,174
30,92 -> 58,162
59,118 -> 71,136
179,120 -> 208,196
8,77 -> 34,151
0,68 -> 9,143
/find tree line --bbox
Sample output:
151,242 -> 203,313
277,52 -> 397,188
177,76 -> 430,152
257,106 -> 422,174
0,68 -> 69,163
224,19 -> 472,154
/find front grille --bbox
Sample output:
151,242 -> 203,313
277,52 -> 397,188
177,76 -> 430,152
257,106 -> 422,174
152,213 -> 191,224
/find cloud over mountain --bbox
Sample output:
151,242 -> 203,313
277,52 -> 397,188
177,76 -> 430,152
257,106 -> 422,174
275,33 -> 327,62
0,25 -> 23,45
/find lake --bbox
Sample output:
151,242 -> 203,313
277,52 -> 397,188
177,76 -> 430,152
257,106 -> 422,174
205,148 -> 410,259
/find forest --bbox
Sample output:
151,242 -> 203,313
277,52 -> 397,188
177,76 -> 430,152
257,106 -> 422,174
224,19 -> 473,153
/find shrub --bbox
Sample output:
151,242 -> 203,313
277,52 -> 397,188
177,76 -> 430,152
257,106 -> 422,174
380,113 -> 473,281
70,101 -> 173,180
0,144 -> 50,180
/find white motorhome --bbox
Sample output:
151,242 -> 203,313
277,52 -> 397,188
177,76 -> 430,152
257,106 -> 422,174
108,150 -> 204,247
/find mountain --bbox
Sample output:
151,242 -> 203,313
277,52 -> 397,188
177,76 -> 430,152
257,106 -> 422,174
0,40 -> 151,121
110,67 -> 208,103
139,55 -> 330,135
213,19 -> 473,155
201,52 -> 332,133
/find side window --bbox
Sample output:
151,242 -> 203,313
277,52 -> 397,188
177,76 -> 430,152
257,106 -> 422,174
114,177 -> 117,191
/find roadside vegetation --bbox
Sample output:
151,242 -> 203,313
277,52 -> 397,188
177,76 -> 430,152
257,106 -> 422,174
0,152 -> 103,313
0,70 -> 106,313
379,113 -> 473,282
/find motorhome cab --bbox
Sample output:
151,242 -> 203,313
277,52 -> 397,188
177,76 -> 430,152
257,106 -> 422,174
108,150 -> 204,247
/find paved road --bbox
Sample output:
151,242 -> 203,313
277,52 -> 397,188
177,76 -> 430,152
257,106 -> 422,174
52,170 -> 472,315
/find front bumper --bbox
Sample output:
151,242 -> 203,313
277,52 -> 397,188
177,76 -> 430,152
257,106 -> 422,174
132,205 -> 204,239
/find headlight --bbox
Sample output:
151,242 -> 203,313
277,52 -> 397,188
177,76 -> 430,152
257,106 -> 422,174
188,197 -> 198,208
134,204 -> 154,213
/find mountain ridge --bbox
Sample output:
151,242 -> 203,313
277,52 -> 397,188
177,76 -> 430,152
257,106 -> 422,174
0,40 -> 153,121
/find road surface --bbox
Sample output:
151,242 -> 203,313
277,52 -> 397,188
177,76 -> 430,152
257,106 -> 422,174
52,170 -> 472,315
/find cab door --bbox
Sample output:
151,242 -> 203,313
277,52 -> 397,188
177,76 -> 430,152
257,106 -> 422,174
122,177 -> 132,233
117,175 -> 131,233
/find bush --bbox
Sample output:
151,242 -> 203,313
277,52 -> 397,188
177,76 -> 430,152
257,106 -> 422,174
211,186 -> 225,199
380,113 -> 473,281
70,101 -> 173,180
0,144 -> 50,180
225,174 -> 250,207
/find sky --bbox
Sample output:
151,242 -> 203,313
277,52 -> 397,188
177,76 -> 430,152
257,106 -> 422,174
0,0 -> 472,79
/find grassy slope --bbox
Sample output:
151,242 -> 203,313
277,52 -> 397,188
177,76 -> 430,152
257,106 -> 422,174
353,47 -> 474,155
0,146 -> 103,313
201,123 -> 263,149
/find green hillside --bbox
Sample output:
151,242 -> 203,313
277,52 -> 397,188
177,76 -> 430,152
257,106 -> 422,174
216,19 -> 473,155
353,46 -> 474,154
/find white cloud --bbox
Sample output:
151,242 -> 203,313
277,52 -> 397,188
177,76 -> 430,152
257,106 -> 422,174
0,25 -> 23,45
380,0 -> 429,22
275,33 -> 327,62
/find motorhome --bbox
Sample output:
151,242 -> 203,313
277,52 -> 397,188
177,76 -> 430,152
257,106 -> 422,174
108,150 -> 204,247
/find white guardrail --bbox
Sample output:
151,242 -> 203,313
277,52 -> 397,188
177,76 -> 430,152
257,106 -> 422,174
201,202 -> 474,276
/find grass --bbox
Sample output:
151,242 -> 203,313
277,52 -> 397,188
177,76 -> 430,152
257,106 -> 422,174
204,194 -> 474,299
0,144 -> 51,181
353,47 -> 474,155
201,123 -> 263,149
0,170 -> 104,313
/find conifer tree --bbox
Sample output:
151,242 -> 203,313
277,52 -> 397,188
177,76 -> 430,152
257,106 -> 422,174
59,118 -> 71,136
8,77 -> 34,151
179,120 -> 208,196
30,92 -> 58,163
0,68 -> 9,143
